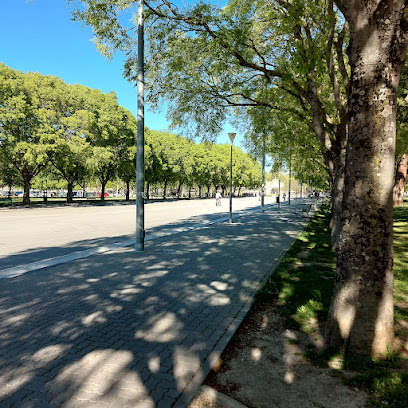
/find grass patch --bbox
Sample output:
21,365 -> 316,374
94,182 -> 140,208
253,204 -> 408,407
394,206 -> 408,324
253,204 -> 336,332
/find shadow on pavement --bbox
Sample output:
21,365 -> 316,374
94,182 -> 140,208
0,209 -> 306,407
0,203 -> 278,271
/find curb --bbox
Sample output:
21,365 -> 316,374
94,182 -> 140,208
188,385 -> 249,408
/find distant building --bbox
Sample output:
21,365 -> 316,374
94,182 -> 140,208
266,178 -> 284,195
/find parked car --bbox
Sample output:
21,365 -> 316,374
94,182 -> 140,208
97,192 -> 109,197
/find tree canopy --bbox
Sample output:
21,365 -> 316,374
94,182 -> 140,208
0,64 -> 263,201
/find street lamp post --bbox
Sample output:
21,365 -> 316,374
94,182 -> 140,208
135,0 -> 145,251
261,137 -> 266,212
228,132 -> 236,223
288,153 -> 291,205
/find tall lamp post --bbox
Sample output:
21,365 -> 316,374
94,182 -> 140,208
228,132 -> 236,223
288,153 -> 291,205
261,137 -> 266,212
135,0 -> 145,251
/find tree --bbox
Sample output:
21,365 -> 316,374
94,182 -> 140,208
191,142 -> 217,197
145,129 -> 165,199
44,83 -> 93,203
67,0 -> 350,240
86,90 -> 135,201
139,0 -> 349,246
245,110 -> 330,195
0,64 -> 51,205
324,0 -> 408,357
0,156 -> 22,195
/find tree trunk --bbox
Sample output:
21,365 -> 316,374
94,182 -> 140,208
101,180 -> 107,201
198,185 -> 202,198
163,180 -> 167,199
325,1 -> 408,357
330,144 -> 347,249
393,154 -> 408,207
145,182 -> 150,201
67,180 -> 74,203
176,180 -> 182,197
126,180 -> 130,201
23,175 -> 31,205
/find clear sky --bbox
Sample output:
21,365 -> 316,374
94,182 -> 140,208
0,0 -> 241,147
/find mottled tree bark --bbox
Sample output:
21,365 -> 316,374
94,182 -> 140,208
393,154 -> 408,206
330,147 -> 346,249
326,0 -> 408,357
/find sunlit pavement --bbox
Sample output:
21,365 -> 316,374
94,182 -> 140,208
0,196 -> 277,272
0,202 -> 311,407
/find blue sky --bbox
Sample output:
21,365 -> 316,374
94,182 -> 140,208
0,0 -> 240,147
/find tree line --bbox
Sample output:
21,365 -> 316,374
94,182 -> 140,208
0,63 -> 262,205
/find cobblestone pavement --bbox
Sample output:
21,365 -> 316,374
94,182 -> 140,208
0,205 -> 309,408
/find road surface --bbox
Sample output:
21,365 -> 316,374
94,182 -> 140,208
0,196 -> 282,271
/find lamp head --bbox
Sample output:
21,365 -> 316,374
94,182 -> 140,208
228,132 -> 236,144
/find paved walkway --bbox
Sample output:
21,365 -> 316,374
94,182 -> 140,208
0,203 -> 310,408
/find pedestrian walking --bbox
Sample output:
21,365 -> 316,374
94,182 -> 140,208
215,191 -> 222,206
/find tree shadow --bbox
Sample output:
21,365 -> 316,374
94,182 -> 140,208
0,209 -> 306,407
0,203 -> 277,271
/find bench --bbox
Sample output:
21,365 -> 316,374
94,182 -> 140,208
0,197 -> 12,204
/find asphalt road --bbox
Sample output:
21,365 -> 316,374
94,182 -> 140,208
0,196 -> 279,271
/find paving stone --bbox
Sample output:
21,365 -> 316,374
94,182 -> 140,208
0,205 -> 308,408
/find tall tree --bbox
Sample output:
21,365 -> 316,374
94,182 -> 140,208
44,83 -> 93,203
67,0 -> 349,241
0,64 -> 51,205
86,90 -> 135,201
324,0 -> 408,357
138,0 -> 349,245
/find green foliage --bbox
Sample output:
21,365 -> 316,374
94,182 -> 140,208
366,373 -> 408,408
66,0 -> 349,191
0,64 -> 276,203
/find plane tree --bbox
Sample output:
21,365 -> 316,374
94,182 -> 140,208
323,0 -> 408,357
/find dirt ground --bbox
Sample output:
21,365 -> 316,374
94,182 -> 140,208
189,303 -> 368,408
